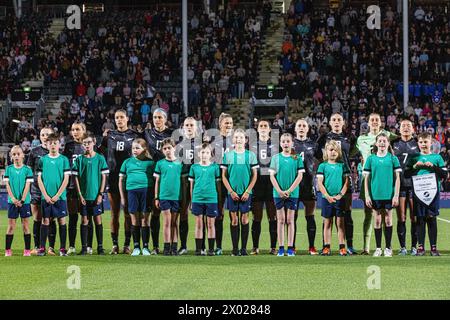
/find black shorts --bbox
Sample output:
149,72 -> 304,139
298,180 -> 317,201
107,174 -> 122,194
30,183 -> 42,205
400,187 -> 413,198
66,188 -> 78,199
346,177 -> 354,194
252,176 -> 273,202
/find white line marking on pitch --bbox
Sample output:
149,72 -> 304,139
437,217 -> 450,223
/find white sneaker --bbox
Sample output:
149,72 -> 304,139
178,248 -> 188,255
384,248 -> 393,257
373,248 -> 383,257
87,247 -> 93,255
201,249 -> 207,256
67,247 -> 76,255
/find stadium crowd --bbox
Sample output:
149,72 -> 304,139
279,1 -> 449,185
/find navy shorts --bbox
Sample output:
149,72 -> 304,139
414,193 -> 440,217
160,200 -> 180,213
128,188 -> 149,213
81,200 -> 104,217
321,198 -> 344,218
191,203 -> 219,217
30,183 -> 41,204
400,187 -> 413,198
8,203 -> 32,219
227,194 -> 252,213
41,200 -> 68,219
274,197 -> 298,211
372,200 -> 393,211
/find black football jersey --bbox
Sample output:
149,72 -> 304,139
175,132 -> 203,173
144,127 -> 173,162
393,138 -> 420,188
317,131 -> 355,169
210,134 -> 234,165
100,129 -> 140,173
249,138 -> 279,177
294,138 -> 318,183
63,140 -> 85,189
27,145 -> 49,183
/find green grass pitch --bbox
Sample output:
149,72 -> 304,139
1,209 -> 449,300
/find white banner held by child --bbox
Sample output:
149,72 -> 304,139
412,173 -> 438,206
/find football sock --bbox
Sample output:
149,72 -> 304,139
344,210 -> 354,247
59,224 -> 67,250
306,215 -> 316,248
411,221 -> 418,248
132,225 -> 140,249
201,221 -> 206,250
95,224 -> 103,248
208,238 -> 215,251
339,244 -> 345,249
269,220 -> 277,248
142,226 -> 150,249
385,226 -> 393,249
111,232 -> 118,247
230,224 -> 240,251
397,221 -> 406,248
417,217 -> 426,247
241,222 -> 249,250
150,215 -> 160,248
5,234 -> 13,250
179,219 -> 188,249
322,221 -> 325,247
33,220 -> 41,248
40,224 -> 49,248
68,214 -> 78,247
215,218 -> 223,249
363,211 -> 373,250
80,224 -> 88,249
195,238 -> 202,252
24,234 -> 31,250
251,220 -> 261,249
292,212 -> 298,249
163,242 -> 170,253
87,217 -> 93,248
48,220 -> 57,248
374,228 -> 382,248
427,217 -> 437,247
124,229 -> 131,247
171,242 -> 178,251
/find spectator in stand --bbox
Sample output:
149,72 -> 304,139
169,93 -> 181,128
141,100 -> 151,125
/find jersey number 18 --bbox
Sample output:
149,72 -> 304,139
116,141 -> 125,151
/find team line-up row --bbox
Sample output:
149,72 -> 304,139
3,110 -> 448,257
